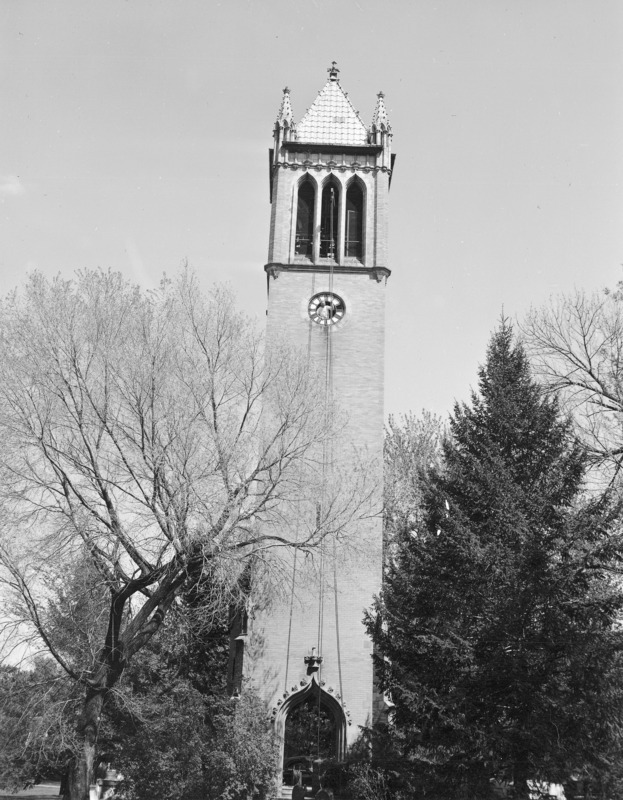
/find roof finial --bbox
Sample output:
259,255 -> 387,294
327,61 -> 340,81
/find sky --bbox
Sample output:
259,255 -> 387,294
2,0 -> 623,420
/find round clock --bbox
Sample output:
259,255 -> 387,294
308,292 -> 345,326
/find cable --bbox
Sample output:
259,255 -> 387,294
283,546 -> 298,694
333,538 -> 344,710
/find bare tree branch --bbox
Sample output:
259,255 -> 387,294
0,268 -> 374,800
522,287 -> 623,488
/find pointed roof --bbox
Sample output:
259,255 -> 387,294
276,86 -> 294,128
371,91 -> 391,132
296,62 -> 369,147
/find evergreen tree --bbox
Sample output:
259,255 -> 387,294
101,614 -> 278,800
369,322 -> 623,799
96,571 -> 278,800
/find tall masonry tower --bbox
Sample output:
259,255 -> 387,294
248,63 -> 394,778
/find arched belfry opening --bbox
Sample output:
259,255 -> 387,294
295,178 -> 315,258
345,179 -> 364,260
320,178 -> 340,259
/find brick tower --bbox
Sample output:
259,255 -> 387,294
247,63 -> 394,781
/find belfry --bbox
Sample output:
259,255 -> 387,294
247,63 -> 394,785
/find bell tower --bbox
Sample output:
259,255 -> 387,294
248,63 -> 394,779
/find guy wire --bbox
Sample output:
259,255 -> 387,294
283,544 -> 298,694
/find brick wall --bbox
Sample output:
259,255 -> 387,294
249,139 -> 392,758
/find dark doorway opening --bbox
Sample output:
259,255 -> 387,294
284,697 -> 337,763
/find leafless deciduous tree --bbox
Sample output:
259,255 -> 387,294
0,269 -> 373,800
522,286 -> 623,488
384,411 -> 444,543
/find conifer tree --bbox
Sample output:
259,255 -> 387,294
369,322 -> 623,799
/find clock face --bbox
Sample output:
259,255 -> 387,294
308,292 -> 345,326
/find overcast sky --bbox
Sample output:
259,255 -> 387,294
2,0 -> 623,419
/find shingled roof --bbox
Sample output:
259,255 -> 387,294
295,62 -> 369,147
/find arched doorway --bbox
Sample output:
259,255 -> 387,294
274,676 -> 348,787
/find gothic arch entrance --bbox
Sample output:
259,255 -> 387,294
274,675 -> 348,782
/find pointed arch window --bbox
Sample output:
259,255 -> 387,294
345,181 -> 364,260
320,181 -> 339,260
295,180 -> 315,258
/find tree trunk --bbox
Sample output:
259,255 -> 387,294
61,583 -> 174,800
65,688 -> 104,800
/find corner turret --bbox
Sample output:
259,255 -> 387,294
273,86 -> 295,152
370,91 -> 392,169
